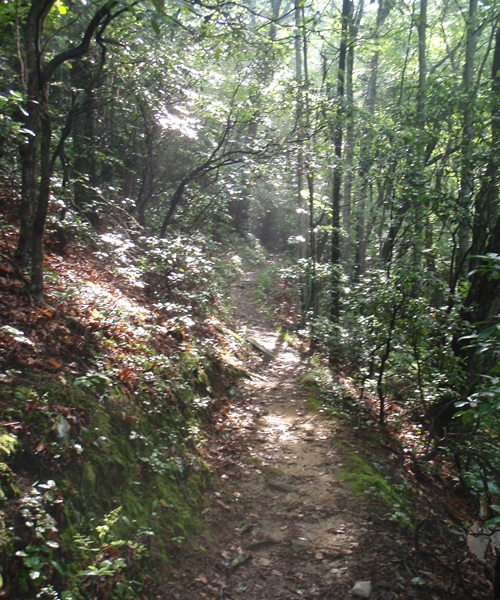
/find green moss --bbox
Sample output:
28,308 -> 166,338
298,371 -> 322,390
306,395 -> 322,411
280,329 -> 297,346
341,453 -> 393,499
340,452 -> 413,530
0,366 -> 221,597
80,464 -> 96,499
260,465 -> 286,477
0,430 -> 18,458
244,455 -> 262,465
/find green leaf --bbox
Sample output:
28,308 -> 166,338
51,560 -> 65,575
151,20 -> 160,35
478,325 -> 497,339
55,0 -> 68,14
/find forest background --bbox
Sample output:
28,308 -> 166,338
2,0 -> 500,597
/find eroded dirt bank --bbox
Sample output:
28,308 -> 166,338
161,270 -> 490,600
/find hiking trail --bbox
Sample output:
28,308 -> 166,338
160,268 -> 479,600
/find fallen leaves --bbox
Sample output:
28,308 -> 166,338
46,359 -> 62,370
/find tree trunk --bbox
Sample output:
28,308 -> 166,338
135,99 -> 156,227
294,0 -> 308,316
355,0 -> 392,278
72,57 -> 99,226
436,24 -> 500,428
455,0 -> 478,281
342,2 -> 363,273
330,0 -> 351,324
31,88 -> 51,301
16,0 -> 52,265
468,24 -> 500,270
17,0 -> 119,300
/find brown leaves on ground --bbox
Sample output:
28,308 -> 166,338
0,220 -> 241,396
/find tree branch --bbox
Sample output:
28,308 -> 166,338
42,0 -> 125,84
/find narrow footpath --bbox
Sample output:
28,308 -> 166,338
161,269 -> 484,600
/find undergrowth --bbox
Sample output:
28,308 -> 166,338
0,227 -> 247,598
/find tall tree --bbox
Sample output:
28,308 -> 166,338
330,0 -> 351,324
454,0 -> 478,282
17,0 -> 131,299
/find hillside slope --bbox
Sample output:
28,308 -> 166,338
0,205 -> 250,599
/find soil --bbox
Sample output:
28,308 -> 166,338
160,269 -> 493,600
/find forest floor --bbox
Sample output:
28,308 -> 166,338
160,268 -> 493,600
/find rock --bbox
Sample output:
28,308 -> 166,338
247,337 -> 275,358
55,415 -> 71,444
290,537 -> 310,551
267,481 -> 293,493
231,553 -> 252,569
467,523 -> 493,560
245,539 -> 280,551
352,580 -> 372,598
239,522 -> 253,534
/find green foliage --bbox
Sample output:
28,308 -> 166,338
16,481 -> 64,591
2,369 -> 215,598
456,255 -> 500,422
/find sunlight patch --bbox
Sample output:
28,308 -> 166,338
159,111 -> 199,139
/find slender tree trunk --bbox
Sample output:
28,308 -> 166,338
307,170 -> 318,329
355,0 -> 393,278
72,57 -> 99,226
330,0 -> 351,324
135,100 -> 156,227
16,0 -> 51,264
412,0 -> 427,264
342,2 -> 363,273
416,0 -> 427,130
17,0 -> 120,300
269,0 -> 283,41
455,0 -> 478,279
295,0 -> 308,316
31,87 -> 51,301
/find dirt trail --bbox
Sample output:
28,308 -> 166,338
160,269 -> 465,600
160,269 -> 382,600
